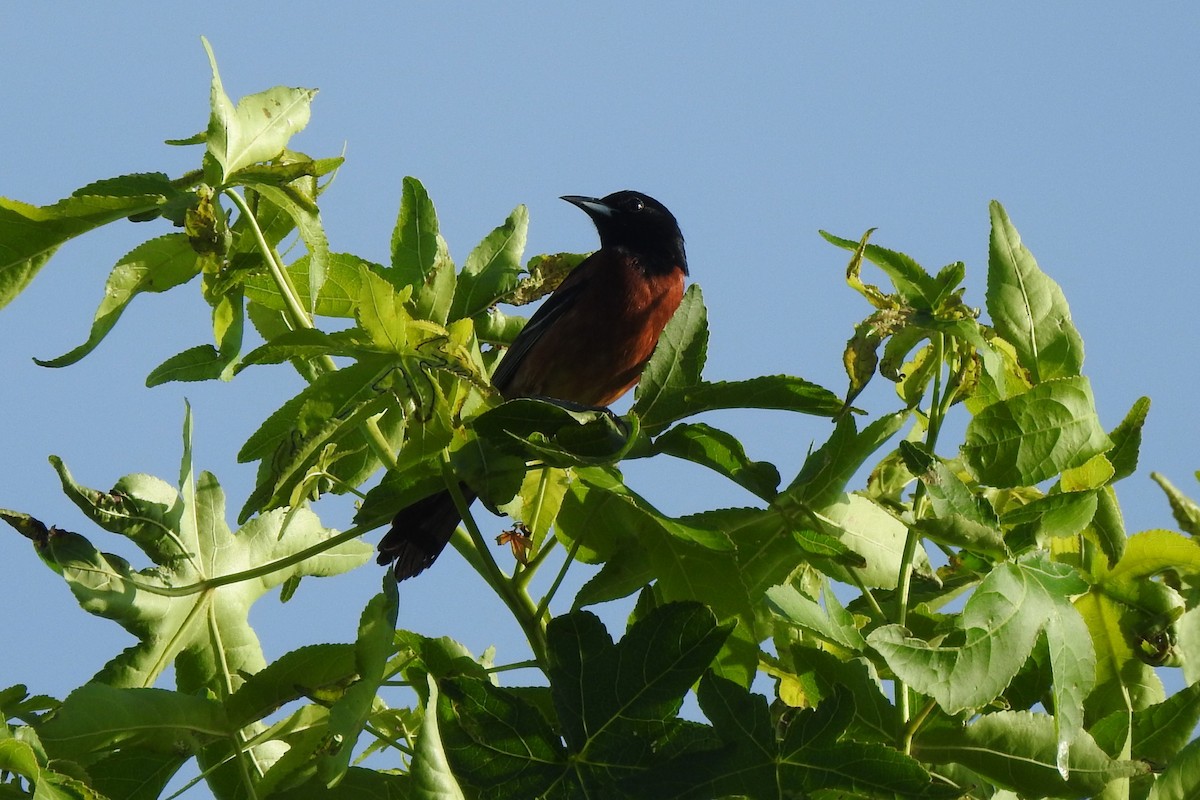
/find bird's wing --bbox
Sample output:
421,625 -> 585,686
490,255 -> 595,396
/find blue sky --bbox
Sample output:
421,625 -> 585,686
2,0 -> 1198,750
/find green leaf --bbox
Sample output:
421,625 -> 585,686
561,475 -> 854,685
470,397 -> 631,468
631,285 -> 840,436
388,176 -> 455,323
230,154 -> 343,186
547,604 -> 731,787
202,37 -> 316,184
652,422 -> 781,500
915,711 -> 1147,798
784,410 -> 910,508
39,684 -> 228,764
1092,682 -> 1200,769
811,492 -> 932,590
0,174 -> 177,311
34,234 -> 201,367
22,406 -> 371,692
1001,490 -> 1099,542
0,735 -> 124,800
821,229 -> 941,309
246,182 -> 331,310
771,645 -> 895,744
431,605 -> 728,798
85,746 -> 189,800
450,205 -> 529,321
1074,596 -> 1163,723
225,643 -> 357,728
664,376 -> 843,435
227,180 -> 305,262
1060,452 -> 1114,492
962,376 -> 1113,487
415,675 -> 469,800
634,677 -> 952,799
244,252 -> 377,318
1151,471 -> 1200,537
1107,528 -> 1200,583
1090,485 -> 1127,565
558,473 -> 727,580
237,357 -> 406,522
144,340 -> 236,387
634,283 -> 708,424
358,269 -> 418,351
765,584 -> 866,651
867,555 -> 1090,714
1148,735 -> 1200,800
986,200 -> 1084,383
499,467 -> 570,553
318,577 -> 400,785
1107,396 -> 1151,483
0,739 -> 41,785
244,302 -> 321,382
145,283 -> 245,385
1043,601 -> 1097,779
902,442 -> 1007,557
432,677 -> 565,799
1077,530 -> 1197,719
2,734 -> 182,800
237,327 -> 356,369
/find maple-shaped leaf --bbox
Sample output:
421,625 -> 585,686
557,467 -> 858,685
433,602 -> 730,799
631,676 -> 958,799
5,403 -> 371,692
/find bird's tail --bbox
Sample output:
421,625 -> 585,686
377,485 -> 477,580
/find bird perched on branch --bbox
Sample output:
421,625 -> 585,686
378,190 -> 688,580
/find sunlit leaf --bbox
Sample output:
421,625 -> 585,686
450,204 -> 528,321
962,376 -> 1112,487
34,234 -> 201,367
1151,471 -> 1200,537
202,38 -> 315,184
10,407 -> 371,693
388,176 -> 455,323
986,201 -> 1084,383
0,174 -> 178,311
868,555 -> 1090,715
915,711 -> 1147,797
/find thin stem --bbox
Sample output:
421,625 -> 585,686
902,698 -> 938,755
223,188 -> 338,375
846,568 -> 886,624
68,524 -> 370,598
224,189 -> 312,330
534,531 -> 585,624
440,455 -> 549,666
487,659 -> 541,674
364,722 -> 414,757
363,414 -> 399,472
894,333 -> 948,739
515,533 -> 559,589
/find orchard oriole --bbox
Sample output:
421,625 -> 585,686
378,190 -> 688,579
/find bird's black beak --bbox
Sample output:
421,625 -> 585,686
561,195 -> 614,219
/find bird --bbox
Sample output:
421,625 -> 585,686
377,190 -> 689,580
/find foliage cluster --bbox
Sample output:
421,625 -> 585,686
5,41 -> 1200,800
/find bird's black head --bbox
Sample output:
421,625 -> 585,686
561,190 -> 688,275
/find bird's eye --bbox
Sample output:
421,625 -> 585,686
627,197 -> 645,212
